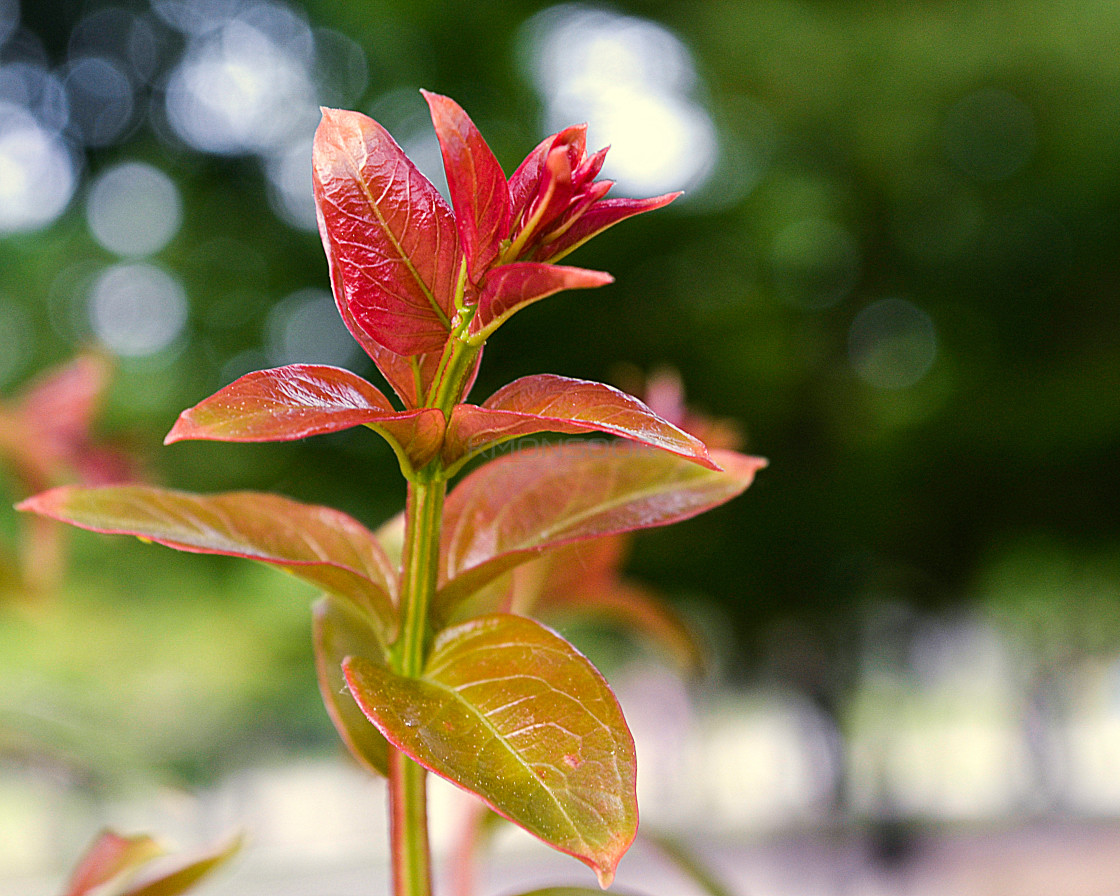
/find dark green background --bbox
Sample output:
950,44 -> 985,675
3,0 -> 1118,776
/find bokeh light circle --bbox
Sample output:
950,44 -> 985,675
520,3 -> 717,195
89,262 -> 189,356
266,288 -> 360,368
848,298 -> 938,390
164,4 -> 317,155
0,103 -> 78,233
62,55 -> 137,146
87,161 -> 183,256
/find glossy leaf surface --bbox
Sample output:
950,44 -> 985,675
436,445 -> 766,620
313,107 -> 459,355
537,194 -> 681,263
443,374 -> 716,468
165,364 -> 446,468
312,594 -> 390,776
423,90 -> 510,282
19,486 -> 397,637
343,614 -> 637,887
471,263 -> 612,339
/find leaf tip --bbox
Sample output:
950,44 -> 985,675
595,864 -> 616,889
13,495 -> 37,514
163,417 -> 188,445
14,489 -> 60,516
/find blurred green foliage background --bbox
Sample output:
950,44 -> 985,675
1,0 -> 1118,791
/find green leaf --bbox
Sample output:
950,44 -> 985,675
18,486 -> 397,640
124,834 -> 242,896
62,831 -> 241,896
165,365 -> 446,470
312,595 -> 390,775
63,830 -> 163,896
343,614 -> 637,887
646,831 -> 739,896
507,890 -> 644,896
442,374 -> 716,470
435,444 -> 766,623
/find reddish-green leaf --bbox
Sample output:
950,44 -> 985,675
508,890 -> 641,896
343,614 -> 637,887
18,486 -> 397,637
511,539 -> 705,675
63,830 -> 163,896
165,365 -> 445,469
536,194 -> 681,264
471,263 -> 612,340
124,835 -> 242,896
62,830 -> 240,896
312,594 -> 390,776
423,90 -> 510,282
0,351 -> 131,493
442,374 -> 717,469
313,107 -> 459,356
436,445 -> 766,621
16,352 -> 112,459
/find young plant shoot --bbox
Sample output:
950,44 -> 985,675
22,94 -> 766,895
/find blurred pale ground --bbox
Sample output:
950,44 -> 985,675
3,0 -> 1120,893
8,643 -> 1120,894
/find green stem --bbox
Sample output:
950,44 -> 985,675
388,477 -> 446,896
388,748 -> 431,896
387,254 -> 480,895
396,478 -> 445,676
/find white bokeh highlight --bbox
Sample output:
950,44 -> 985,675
520,4 -> 717,196
0,103 -> 78,234
89,262 -> 189,356
87,161 -> 183,256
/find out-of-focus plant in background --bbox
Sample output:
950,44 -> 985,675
3,0 -> 1119,892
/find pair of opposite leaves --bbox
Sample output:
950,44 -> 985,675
23,94 -> 766,889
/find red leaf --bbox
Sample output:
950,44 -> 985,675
506,133 -> 554,222
17,352 -> 112,456
313,107 -> 459,355
471,263 -> 613,340
507,125 -> 587,236
165,365 -> 446,469
422,91 -> 511,282
343,614 -> 637,887
368,343 -> 484,411
535,193 -> 680,263
0,352 -> 122,492
442,374 -> 717,468
18,486 -> 397,637
435,444 -> 766,621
